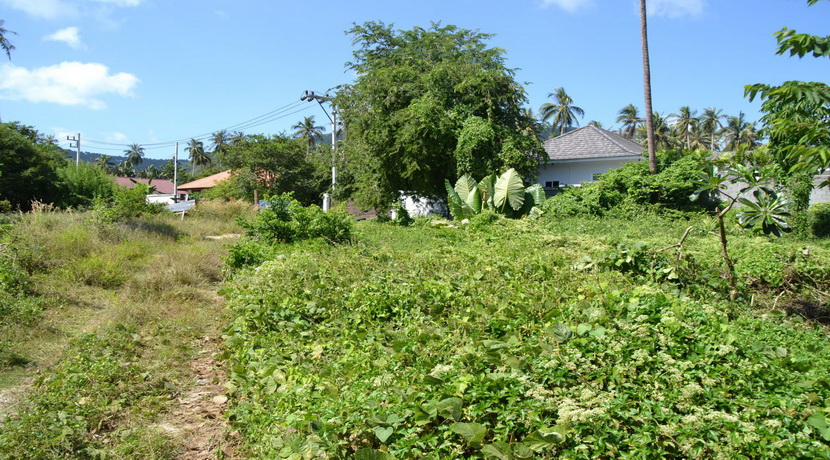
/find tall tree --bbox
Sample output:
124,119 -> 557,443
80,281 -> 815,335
0,19 -> 16,60
123,143 -> 144,169
746,0 -> 830,176
722,112 -> 759,151
671,106 -> 699,150
210,130 -> 230,157
539,87 -> 584,136
185,138 -> 210,175
94,154 -> 113,172
291,116 -> 326,153
336,22 -> 541,209
640,0 -> 657,174
616,104 -> 642,139
701,107 -> 726,151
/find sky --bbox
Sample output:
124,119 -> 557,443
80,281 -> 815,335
0,0 -> 828,160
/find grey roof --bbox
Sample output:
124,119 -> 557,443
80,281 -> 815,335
543,125 -> 645,161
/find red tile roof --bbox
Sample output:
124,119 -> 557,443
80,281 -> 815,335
114,177 -> 175,194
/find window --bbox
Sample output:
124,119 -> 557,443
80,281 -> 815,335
544,181 -> 553,188
552,181 -> 559,188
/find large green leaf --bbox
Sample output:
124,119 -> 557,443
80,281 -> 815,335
481,441 -> 512,460
494,168 -> 525,212
445,179 -> 465,220
450,422 -> 488,445
466,185 -> 482,215
479,174 -> 497,210
355,448 -> 396,460
525,183 -> 547,206
454,174 -> 478,203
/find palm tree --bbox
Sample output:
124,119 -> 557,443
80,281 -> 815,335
671,106 -> 699,150
0,20 -> 16,60
144,164 -> 159,180
114,161 -> 135,177
640,0 -> 657,174
210,130 -> 230,159
539,87 -> 584,136
95,154 -> 113,172
588,120 -> 603,128
722,112 -> 759,151
230,131 -> 247,146
637,112 -> 676,151
123,143 -> 144,169
616,104 -> 642,139
292,116 -> 326,153
701,107 -> 726,151
185,138 -> 210,175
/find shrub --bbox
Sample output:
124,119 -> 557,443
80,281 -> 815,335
238,193 -> 353,245
55,162 -> 116,208
809,202 -> 830,238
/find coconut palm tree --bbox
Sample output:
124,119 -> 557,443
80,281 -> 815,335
95,154 -> 113,172
616,104 -> 642,139
722,112 -> 759,151
123,143 -> 144,168
640,0 -> 656,174
0,20 -> 16,60
292,116 -> 326,153
230,131 -> 247,147
637,112 -> 676,151
144,164 -> 159,180
701,107 -> 726,151
671,106 -> 699,150
185,138 -> 210,175
539,87 -> 584,136
210,130 -> 230,156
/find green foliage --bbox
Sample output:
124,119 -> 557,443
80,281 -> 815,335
736,189 -> 793,237
55,161 -> 117,208
222,220 -> 830,458
218,134 -> 327,206
446,169 -> 545,220
809,202 -> 830,238
0,326 -> 171,457
237,193 -> 354,245
90,183 -> 166,223
337,22 -> 541,209
543,151 -> 712,219
0,122 -> 66,210
390,201 -> 414,227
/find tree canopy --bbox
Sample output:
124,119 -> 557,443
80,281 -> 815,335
0,122 -> 66,210
745,0 -> 830,177
335,22 -> 541,209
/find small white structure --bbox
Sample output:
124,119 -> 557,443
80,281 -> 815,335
538,125 -> 643,192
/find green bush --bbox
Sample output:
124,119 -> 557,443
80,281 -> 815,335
809,202 -> 830,238
238,193 -> 353,244
56,162 -> 116,208
224,237 -> 277,270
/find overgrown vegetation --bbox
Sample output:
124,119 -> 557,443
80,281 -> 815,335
222,215 -> 830,458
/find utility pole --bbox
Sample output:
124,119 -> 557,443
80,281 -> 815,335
301,90 -> 338,211
173,142 -> 179,202
67,133 -> 81,167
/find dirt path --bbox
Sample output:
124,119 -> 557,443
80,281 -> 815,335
160,334 -> 241,459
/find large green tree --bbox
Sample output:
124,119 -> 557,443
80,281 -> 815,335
219,134 -> 325,205
123,143 -> 144,169
539,87 -> 584,136
701,107 -> 726,151
0,123 -> 65,210
671,106 -> 699,150
335,22 -> 541,209
746,0 -> 830,177
722,112 -> 759,151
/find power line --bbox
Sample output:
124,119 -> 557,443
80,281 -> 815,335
79,100 -> 312,151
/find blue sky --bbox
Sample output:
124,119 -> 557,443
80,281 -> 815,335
0,0 -> 827,160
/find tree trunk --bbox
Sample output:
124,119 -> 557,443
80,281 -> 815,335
640,0 -> 657,175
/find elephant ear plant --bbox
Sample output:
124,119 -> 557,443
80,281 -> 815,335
445,168 -> 546,220
691,161 -> 791,299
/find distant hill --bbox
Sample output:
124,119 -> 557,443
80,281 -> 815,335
62,149 -> 187,171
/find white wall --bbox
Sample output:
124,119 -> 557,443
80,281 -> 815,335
538,158 -> 640,188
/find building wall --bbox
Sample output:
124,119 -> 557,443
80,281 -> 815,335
721,174 -> 830,205
537,158 -> 640,189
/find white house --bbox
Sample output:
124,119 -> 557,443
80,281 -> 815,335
538,125 -> 644,192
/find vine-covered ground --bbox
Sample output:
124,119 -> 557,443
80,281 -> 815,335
223,216 -> 830,458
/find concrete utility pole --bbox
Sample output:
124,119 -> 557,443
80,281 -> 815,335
173,142 -> 179,202
67,133 -> 81,167
301,90 -> 338,211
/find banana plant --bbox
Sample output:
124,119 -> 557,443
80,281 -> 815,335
445,168 -> 545,220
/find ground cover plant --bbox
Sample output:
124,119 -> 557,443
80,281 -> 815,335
222,215 -> 830,458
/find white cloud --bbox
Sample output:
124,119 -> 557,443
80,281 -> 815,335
43,26 -> 84,49
92,0 -> 142,6
540,0 -> 593,11
648,0 -> 706,18
0,61 -> 139,110
0,0 -> 77,20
